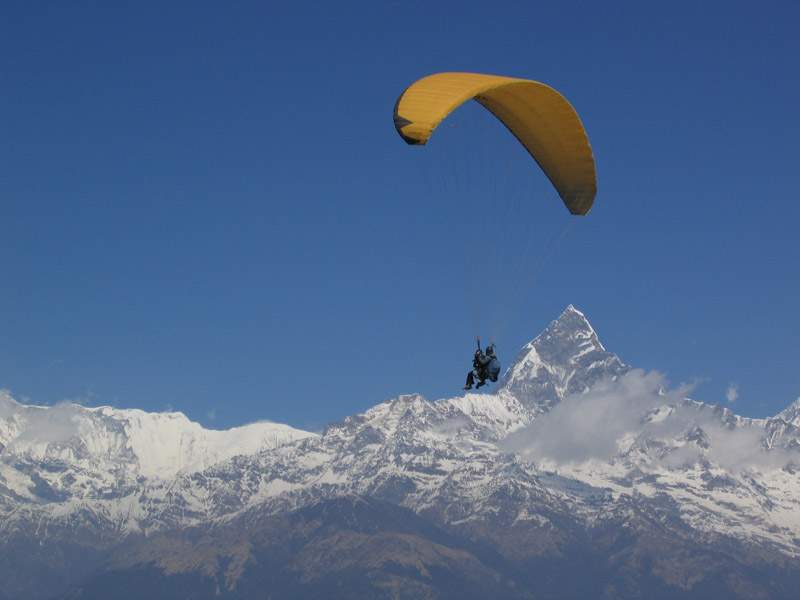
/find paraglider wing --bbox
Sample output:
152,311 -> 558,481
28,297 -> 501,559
393,72 -> 597,215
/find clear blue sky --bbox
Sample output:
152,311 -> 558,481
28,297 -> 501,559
2,1 -> 798,430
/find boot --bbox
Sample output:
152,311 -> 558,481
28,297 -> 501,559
464,371 -> 475,390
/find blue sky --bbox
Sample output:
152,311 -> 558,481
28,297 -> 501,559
1,1 -> 798,430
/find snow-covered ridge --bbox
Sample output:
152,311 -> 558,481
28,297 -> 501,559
0,391 -> 315,480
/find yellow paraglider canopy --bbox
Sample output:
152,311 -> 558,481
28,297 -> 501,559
393,72 -> 597,215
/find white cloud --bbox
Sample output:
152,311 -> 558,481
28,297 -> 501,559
501,370 -> 792,473
12,403 -> 84,446
726,383 -> 739,403
502,370 -> 686,463
0,390 -> 89,450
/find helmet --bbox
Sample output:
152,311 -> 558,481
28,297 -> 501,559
485,344 -> 496,357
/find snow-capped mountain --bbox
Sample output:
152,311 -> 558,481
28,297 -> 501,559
0,396 -> 314,478
777,398 -> 800,428
502,305 -> 628,411
0,395 -> 314,540
2,306 -> 800,599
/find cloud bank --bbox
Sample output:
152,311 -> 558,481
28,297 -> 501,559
726,383 -> 739,403
502,370 -> 794,473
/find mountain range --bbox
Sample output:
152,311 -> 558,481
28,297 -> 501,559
2,305 -> 799,599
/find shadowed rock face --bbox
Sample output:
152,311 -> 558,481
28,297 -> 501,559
60,496 -> 800,600
3,306 -> 800,599
63,498 -> 520,600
